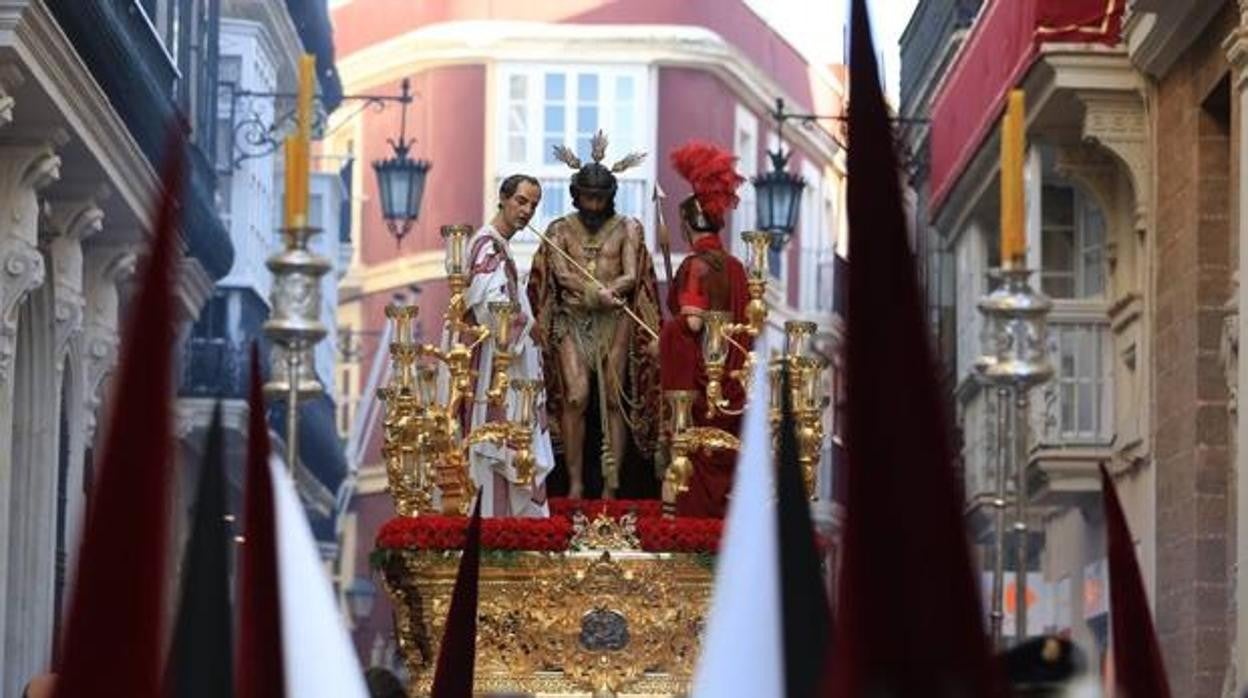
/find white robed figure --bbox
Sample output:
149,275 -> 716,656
447,175 -> 554,517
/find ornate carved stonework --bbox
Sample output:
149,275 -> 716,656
0,144 -> 61,246
44,198 -> 104,367
52,295 -> 83,373
0,239 -> 44,385
81,247 -> 136,444
0,143 -> 61,386
1079,93 -> 1150,235
1227,12 -> 1248,85
0,64 -> 22,129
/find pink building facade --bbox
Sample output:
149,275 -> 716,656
327,0 -> 847,668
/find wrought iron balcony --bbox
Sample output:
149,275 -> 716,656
179,336 -> 248,399
44,0 -> 234,281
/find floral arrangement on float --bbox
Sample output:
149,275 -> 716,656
374,498 -> 722,557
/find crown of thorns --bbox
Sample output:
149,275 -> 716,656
551,129 -> 646,173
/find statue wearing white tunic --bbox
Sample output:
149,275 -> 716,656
459,222 -> 555,516
432,176 -> 552,516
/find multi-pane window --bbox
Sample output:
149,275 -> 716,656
496,64 -> 649,234
732,105 -> 759,258
1045,320 -> 1111,442
1034,174 -> 1112,444
1040,183 -> 1105,299
799,161 -> 824,311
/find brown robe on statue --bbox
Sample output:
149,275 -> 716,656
526,216 -> 663,491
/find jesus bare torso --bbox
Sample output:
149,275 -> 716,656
544,214 -> 641,498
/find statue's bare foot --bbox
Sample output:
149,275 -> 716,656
568,482 -> 584,500
602,488 -> 616,501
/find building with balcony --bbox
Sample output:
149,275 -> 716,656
0,0 -> 352,692
326,0 -> 849,671
0,0 -> 238,693
906,0 -> 1248,693
906,0 -> 1140,665
177,0 -> 352,559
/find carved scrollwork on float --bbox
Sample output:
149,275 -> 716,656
570,511 -> 640,551
383,550 -> 712,696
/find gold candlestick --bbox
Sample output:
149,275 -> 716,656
661,390 -> 698,514
509,379 -> 542,484
741,230 -> 773,335
486,301 -> 518,404
442,224 -> 472,327
378,304 -> 429,515
701,311 -> 731,417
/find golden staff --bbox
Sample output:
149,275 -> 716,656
525,223 -> 659,341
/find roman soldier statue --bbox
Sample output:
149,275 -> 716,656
659,141 -> 752,517
526,130 -> 662,499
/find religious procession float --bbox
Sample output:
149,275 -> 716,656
368,135 -> 833,696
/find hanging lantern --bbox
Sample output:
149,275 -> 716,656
752,149 -> 805,250
371,78 -> 430,244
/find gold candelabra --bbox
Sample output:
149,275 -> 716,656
377,224 -> 540,516
661,231 -> 767,513
661,390 -> 742,513
698,230 -> 773,419
768,320 -> 829,498
661,230 -> 831,511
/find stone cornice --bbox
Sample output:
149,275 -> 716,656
334,21 -> 842,166
1128,0 -> 1224,78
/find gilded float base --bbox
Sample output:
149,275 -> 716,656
379,549 -> 713,697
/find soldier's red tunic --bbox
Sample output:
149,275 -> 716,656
659,234 -> 751,517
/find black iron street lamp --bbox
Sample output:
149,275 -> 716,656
221,76 -> 431,245
756,97 -> 928,250
753,146 -> 806,252
754,98 -> 817,251
372,79 -> 430,245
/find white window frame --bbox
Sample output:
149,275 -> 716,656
798,160 -> 823,311
816,174 -> 841,315
732,104 -> 759,259
1039,183 -> 1106,301
492,63 -> 654,269
1040,305 -> 1113,445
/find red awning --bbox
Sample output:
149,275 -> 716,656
928,0 -> 1124,214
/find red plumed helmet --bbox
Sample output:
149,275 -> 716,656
670,141 -> 745,230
